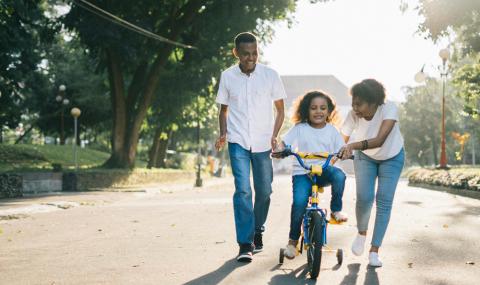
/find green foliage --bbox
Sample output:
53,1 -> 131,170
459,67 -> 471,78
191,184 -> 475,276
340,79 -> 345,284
453,58 -> 480,118
31,35 -> 111,137
400,79 -> 464,166
0,144 -> 111,171
416,0 -> 480,53
0,0 -> 57,132
63,0 -> 304,168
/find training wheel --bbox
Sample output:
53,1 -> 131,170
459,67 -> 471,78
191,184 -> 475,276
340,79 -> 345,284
336,248 -> 343,265
279,248 -> 285,264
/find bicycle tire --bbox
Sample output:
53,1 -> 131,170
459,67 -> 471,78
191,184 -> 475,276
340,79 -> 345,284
307,210 -> 325,279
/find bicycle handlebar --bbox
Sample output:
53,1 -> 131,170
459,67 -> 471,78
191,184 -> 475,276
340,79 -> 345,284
271,145 -> 353,172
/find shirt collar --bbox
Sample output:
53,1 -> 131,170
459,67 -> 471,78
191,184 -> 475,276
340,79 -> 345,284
236,64 -> 258,77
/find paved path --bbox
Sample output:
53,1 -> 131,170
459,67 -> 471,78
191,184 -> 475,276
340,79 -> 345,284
1,175 -> 479,284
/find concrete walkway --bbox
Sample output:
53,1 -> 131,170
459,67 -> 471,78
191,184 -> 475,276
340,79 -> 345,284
0,175 -> 479,284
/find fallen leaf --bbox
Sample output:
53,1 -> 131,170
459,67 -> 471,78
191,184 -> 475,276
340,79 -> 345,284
443,224 -> 449,228
98,229 -> 103,232
466,261 -> 475,265
408,263 -> 413,268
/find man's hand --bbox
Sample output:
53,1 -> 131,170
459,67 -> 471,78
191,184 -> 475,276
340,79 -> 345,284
215,134 -> 227,151
271,136 -> 278,150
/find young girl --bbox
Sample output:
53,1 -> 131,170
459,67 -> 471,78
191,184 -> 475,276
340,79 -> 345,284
274,90 -> 348,259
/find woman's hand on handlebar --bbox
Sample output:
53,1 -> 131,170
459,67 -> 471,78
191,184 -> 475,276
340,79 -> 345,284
338,144 -> 354,160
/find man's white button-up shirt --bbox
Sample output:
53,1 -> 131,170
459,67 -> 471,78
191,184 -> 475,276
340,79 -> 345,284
216,63 -> 287,153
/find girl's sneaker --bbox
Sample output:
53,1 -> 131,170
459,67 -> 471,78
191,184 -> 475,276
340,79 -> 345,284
351,234 -> 366,256
331,211 -> 348,223
284,240 -> 298,259
368,252 -> 383,267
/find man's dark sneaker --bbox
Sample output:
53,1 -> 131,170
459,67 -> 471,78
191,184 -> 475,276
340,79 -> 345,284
237,243 -> 253,262
253,233 -> 263,253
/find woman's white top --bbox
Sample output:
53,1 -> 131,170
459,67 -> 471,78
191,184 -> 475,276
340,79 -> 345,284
341,101 -> 404,160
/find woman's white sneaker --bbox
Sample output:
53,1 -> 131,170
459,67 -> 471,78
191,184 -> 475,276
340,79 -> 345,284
368,252 -> 383,267
351,234 -> 366,256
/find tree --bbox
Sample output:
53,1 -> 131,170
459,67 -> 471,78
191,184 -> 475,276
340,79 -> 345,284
415,0 -> 480,53
452,58 -> 480,118
0,0 -> 57,142
400,79 -> 464,166
30,36 -> 111,143
64,1 -> 306,168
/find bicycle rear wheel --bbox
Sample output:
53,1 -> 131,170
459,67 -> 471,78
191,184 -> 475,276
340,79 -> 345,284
307,210 -> 325,279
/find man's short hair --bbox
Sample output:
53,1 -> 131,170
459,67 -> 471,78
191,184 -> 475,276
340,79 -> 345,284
234,32 -> 257,48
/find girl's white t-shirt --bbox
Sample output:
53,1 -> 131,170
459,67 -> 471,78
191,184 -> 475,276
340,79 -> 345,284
283,123 -> 345,175
341,101 -> 404,161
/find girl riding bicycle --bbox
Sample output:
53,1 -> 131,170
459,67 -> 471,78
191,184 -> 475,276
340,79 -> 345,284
274,90 -> 348,259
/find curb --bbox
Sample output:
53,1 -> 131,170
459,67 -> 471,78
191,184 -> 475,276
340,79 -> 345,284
408,182 -> 480,200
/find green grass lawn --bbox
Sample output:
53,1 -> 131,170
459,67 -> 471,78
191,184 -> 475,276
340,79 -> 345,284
0,144 -> 147,172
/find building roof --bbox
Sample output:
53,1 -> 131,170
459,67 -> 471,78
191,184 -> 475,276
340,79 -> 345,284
281,75 -> 350,108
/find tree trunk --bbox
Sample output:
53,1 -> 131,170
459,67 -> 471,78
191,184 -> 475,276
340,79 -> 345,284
103,1 -> 204,169
103,48 -> 129,168
147,127 -> 163,169
155,132 -> 170,168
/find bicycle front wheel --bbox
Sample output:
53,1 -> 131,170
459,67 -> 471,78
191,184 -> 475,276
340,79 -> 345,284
307,210 -> 325,279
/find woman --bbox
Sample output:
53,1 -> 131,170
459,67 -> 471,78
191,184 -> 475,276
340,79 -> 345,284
339,79 -> 405,267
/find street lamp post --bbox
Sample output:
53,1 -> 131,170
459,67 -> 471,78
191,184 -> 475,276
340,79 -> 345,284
71,107 -> 81,171
438,48 -> 450,169
414,48 -> 450,169
56,85 -> 69,145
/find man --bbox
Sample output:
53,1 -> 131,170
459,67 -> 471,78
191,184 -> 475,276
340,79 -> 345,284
215,32 -> 286,262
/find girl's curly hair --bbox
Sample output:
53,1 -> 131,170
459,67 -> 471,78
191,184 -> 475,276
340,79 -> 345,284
291,90 -> 341,126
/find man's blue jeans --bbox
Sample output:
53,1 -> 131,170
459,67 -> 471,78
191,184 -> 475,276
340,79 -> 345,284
289,166 -> 346,241
354,148 -> 405,247
228,143 -> 273,245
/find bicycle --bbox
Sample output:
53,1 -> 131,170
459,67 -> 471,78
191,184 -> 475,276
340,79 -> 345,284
272,145 -> 347,279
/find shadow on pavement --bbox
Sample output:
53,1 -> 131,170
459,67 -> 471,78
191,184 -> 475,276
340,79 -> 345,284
182,258 -> 248,285
338,263 -> 379,285
364,266 -> 379,285
339,263 -> 360,284
268,263 -> 315,285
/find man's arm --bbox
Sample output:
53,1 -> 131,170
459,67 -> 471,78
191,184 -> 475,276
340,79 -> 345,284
215,104 -> 228,151
271,99 -> 285,150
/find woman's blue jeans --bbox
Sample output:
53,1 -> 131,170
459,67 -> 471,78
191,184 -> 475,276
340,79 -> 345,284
289,166 -> 346,241
228,143 -> 273,245
354,148 -> 405,247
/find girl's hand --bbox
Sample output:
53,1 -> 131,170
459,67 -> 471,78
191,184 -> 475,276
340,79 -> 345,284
338,144 -> 354,160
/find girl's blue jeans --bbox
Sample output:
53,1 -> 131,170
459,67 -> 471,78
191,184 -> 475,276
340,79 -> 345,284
289,166 -> 346,241
354,148 -> 405,247
228,143 -> 273,245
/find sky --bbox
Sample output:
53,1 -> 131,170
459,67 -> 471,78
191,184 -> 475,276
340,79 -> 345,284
261,0 -> 450,102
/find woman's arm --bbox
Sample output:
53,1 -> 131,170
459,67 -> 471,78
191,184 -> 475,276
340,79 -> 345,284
339,119 -> 396,158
